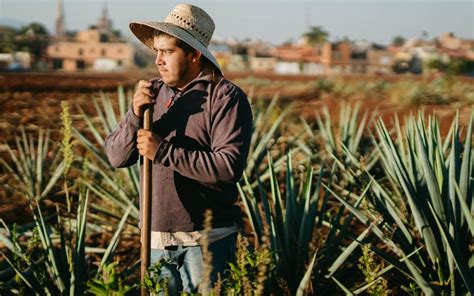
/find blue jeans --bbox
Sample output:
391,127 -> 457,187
150,232 -> 237,295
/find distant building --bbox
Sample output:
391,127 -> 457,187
272,44 -> 323,75
226,55 -> 249,72
367,48 -> 393,74
47,0 -> 133,71
271,41 -> 350,75
47,29 -> 133,71
438,33 -> 462,50
249,56 -> 276,73
322,41 -> 351,74
389,33 -> 473,75
437,32 -> 474,61
0,52 -> 31,70
349,41 -> 395,74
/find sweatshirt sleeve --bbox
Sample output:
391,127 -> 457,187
154,83 -> 253,184
104,109 -> 141,168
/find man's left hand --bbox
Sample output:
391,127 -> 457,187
137,129 -> 162,161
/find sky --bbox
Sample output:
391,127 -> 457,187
0,0 -> 472,45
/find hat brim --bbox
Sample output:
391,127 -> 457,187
129,21 -> 222,75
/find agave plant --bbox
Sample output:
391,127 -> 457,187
239,148 -> 379,294
243,92 -> 319,201
245,92 -> 299,179
314,102 -> 378,171
327,112 -> 473,295
1,127 -> 65,201
73,87 -> 140,223
0,189 -> 134,295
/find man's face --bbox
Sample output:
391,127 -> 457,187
153,35 -> 194,89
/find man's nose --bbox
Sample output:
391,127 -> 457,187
155,53 -> 163,66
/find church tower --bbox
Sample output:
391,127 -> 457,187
97,4 -> 113,34
55,0 -> 65,37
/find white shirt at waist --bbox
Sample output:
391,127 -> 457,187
150,225 -> 238,250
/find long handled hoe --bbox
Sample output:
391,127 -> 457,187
141,107 -> 153,296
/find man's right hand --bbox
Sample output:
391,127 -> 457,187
132,80 -> 155,117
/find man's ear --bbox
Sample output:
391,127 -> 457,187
190,50 -> 202,63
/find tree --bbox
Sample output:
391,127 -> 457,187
302,26 -> 329,45
392,35 -> 405,47
0,26 -> 17,53
14,22 -> 50,68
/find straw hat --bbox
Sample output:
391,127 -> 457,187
129,4 -> 222,74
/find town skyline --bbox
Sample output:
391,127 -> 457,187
0,0 -> 472,45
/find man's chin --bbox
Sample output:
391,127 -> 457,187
162,78 -> 176,87
159,75 -> 172,85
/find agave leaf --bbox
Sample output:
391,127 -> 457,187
75,104 -> 106,147
369,176 -> 412,245
255,166 -> 280,253
316,163 -> 336,229
442,112 -> 457,154
0,157 -> 20,182
1,252 -> 36,291
323,183 -> 371,226
415,121 -> 446,224
82,180 -> 138,220
31,201 -> 66,292
297,164 -> 322,250
452,180 -> 474,236
326,223 -> 374,278
296,250 -> 317,296
249,148 -> 303,187
300,116 -> 315,138
330,276 -> 354,295
39,161 -> 65,200
72,128 -> 110,168
459,112 -> 472,210
447,113 -> 463,278
73,190 -> 89,295
237,179 -> 262,240
99,91 -> 119,132
118,85 -> 127,118
98,202 -> 133,272
35,129 -> 44,194
87,162 -> 136,205
284,150 -> 297,258
243,172 -> 264,238
247,105 -> 291,174
428,202 -> 474,293
268,151 -> 286,256
91,95 -> 110,136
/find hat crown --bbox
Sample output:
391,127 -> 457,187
164,4 -> 215,47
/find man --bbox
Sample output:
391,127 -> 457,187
104,3 -> 253,294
